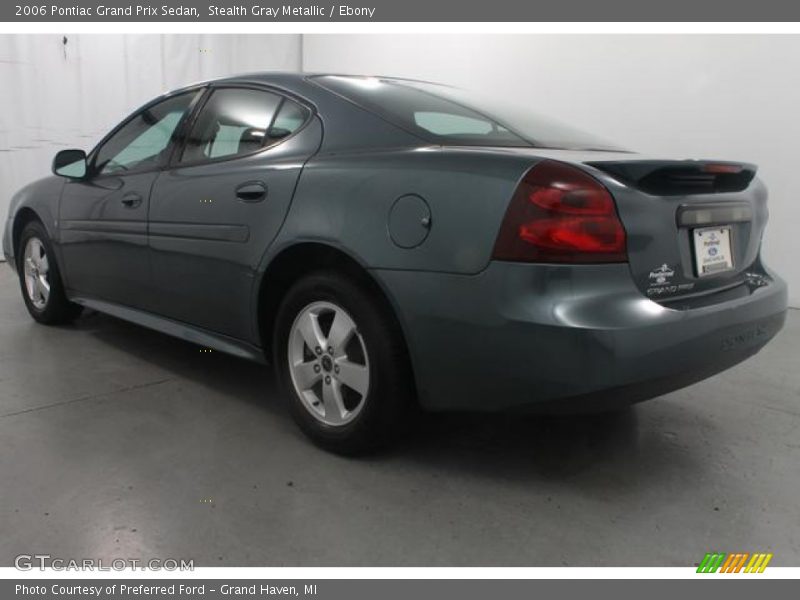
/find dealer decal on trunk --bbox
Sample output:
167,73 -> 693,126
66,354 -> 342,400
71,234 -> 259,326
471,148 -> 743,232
646,263 -> 695,297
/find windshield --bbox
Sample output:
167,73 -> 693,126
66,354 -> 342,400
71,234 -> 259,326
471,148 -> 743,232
313,75 -> 625,151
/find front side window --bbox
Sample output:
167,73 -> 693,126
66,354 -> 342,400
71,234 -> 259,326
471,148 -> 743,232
94,91 -> 198,175
180,88 -> 301,164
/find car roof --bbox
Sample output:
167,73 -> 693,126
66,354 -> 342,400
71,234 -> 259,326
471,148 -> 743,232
170,72 -> 443,96
219,72 -> 438,84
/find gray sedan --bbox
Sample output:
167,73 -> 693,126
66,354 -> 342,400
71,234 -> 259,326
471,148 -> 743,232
3,73 -> 788,453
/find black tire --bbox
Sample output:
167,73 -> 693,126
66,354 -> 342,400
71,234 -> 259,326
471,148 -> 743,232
17,220 -> 82,325
274,270 -> 415,455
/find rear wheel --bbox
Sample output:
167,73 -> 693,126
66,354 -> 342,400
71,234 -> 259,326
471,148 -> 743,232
17,220 -> 82,325
274,271 -> 414,454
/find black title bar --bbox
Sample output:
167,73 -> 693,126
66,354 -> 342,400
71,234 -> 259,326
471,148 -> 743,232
5,0 -> 800,22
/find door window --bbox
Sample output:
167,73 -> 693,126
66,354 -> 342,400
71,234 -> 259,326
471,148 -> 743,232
179,89 -> 308,164
269,99 -> 309,139
180,88 -> 282,164
93,91 -> 198,176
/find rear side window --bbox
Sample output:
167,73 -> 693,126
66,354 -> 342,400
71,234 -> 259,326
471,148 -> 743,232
270,100 -> 308,139
180,88 -> 306,164
414,111 -> 508,136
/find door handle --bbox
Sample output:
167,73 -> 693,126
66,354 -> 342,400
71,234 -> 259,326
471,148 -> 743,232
235,181 -> 267,203
121,192 -> 143,208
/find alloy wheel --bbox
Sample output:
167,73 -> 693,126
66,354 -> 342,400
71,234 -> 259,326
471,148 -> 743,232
23,237 -> 50,310
288,301 -> 370,426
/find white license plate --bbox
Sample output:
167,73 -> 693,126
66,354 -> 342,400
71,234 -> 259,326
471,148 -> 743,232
693,226 -> 734,276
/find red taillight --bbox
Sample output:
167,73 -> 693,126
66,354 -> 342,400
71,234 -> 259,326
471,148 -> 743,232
702,163 -> 743,174
492,160 -> 627,263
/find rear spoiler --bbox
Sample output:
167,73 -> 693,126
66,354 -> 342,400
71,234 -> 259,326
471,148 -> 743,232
586,160 -> 757,196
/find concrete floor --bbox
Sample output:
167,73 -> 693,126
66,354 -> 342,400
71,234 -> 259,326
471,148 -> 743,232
0,266 -> 798,567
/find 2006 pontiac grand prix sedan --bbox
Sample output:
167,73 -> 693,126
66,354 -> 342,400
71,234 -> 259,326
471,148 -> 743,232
3,73 -> 788,453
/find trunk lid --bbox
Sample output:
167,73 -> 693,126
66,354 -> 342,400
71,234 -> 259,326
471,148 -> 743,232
582,157 -> 767,303
486,147 -> 768,303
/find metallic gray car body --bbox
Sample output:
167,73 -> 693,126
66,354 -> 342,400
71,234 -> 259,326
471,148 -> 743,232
3,73 -> 788,412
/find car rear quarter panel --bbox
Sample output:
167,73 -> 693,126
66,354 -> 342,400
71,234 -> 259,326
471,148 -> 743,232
271,147 -> 537,274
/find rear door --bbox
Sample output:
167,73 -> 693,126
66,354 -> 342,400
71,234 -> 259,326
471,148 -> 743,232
59,90 -> 201,307
147,85 -> 321,341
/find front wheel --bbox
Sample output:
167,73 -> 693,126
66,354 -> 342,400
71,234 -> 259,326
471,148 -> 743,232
17,220 -> 82,325
274,271 -> 414,454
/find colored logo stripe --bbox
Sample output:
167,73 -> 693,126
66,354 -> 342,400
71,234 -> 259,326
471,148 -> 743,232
720,553 -> 748,573
697,552 -> 773,573
697,553 -> 726,573
745,553 -> 773,573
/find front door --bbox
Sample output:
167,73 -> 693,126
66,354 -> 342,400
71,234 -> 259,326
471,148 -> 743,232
59,90 -> 201,307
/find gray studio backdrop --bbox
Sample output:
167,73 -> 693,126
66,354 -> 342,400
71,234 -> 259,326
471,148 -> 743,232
1,34 -> 798,306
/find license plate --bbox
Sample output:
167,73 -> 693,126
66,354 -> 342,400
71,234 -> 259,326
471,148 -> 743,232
693,226 -> 734,276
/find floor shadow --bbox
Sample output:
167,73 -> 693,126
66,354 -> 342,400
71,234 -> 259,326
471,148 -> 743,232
74,309 -> 283,414
73,309 -> 703,491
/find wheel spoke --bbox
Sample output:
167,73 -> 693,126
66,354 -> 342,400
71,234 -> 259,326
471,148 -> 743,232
36,275 -> 49,302
336,359 -> 369,396
25,276 -> 37,302
39,254 -> 49,274
322,379 -> 347,424
32,281 -> 43,304
296,311 -> 326,353
293,360 -> 321,391
327,309 -> 356,356
31,240 -> 43,264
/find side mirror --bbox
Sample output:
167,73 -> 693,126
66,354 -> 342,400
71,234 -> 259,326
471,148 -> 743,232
52,149 -> 87,179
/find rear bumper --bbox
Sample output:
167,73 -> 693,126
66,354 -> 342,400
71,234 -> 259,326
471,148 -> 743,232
373,262 -> 788,412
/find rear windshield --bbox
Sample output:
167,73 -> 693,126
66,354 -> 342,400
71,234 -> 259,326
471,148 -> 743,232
313,75 -> 624,151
